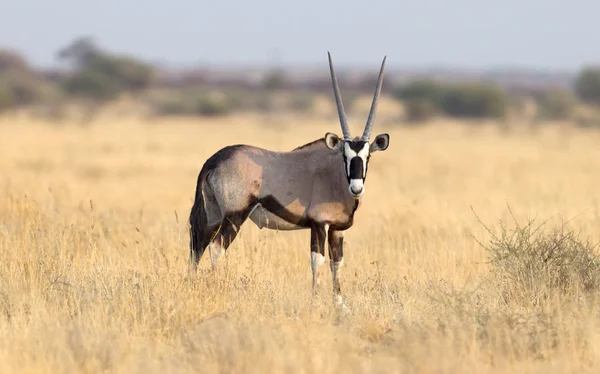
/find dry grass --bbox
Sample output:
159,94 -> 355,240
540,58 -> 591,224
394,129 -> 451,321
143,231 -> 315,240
1,112 -> 600,373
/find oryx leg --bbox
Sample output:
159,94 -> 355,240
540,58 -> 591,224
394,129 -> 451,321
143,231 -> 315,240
328,229 -> 346,307
310,224 -> 328,295
208,207 -> 254,269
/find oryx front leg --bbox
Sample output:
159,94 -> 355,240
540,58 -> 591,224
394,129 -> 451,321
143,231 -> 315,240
328,229 -> 346,309
310,224 -> 327,295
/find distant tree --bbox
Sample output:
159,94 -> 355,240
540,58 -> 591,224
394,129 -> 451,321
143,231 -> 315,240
57,36 -> 100,70
575,67 -> 600,106
56,36 -> 155,102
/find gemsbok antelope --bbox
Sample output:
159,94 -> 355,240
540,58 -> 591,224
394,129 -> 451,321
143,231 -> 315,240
188,52 -> 390,307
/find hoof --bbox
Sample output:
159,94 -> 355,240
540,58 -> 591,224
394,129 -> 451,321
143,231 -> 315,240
333,295 -> 350,313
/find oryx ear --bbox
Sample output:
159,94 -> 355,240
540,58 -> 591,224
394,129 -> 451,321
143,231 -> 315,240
370,133 -> 389,152
325,132 -> 343,151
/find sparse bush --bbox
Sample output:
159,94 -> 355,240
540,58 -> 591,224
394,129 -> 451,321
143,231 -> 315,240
474,208 -> 600,304
575,66 -> 600,106
61,69 -> 122,101
288,93 -> 314,113
393,80 -> 507,120
403,98 -> 437,122
392,79 -> 445,105
574,112 -> 600,128
195,96 -> 231,117
254,93 -> 272,113
0,71 -> 59,109
150,95 -> 191,116
0,84 -> 14,112
263,71 -> 285,91
0,49 -> 29,72
147,89 -> 232,117
107,56 -> 155,93
535,88 -> 577,120
225,90 -> 252,112
337,91 -> 360,115
439,83 -> 507,119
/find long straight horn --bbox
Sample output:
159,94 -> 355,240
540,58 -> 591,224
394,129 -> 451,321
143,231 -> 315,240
361,56 -> 387,141
327,52 -> 352,141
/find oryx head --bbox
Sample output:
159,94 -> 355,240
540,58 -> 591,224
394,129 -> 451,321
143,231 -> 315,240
324,52 -> 390,199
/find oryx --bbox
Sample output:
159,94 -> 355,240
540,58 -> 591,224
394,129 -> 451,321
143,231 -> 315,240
188,52 -> 390,306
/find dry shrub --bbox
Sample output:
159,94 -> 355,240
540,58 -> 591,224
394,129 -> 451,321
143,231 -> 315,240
473,207 -> 600,305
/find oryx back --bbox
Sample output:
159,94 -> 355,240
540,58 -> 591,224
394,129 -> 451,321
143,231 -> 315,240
197,139 -> 358,233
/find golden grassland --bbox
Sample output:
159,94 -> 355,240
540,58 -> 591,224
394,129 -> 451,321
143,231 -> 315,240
2,111 -> 600,373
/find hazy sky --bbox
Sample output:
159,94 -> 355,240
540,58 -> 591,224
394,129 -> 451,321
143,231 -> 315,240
1,0 -> 598,70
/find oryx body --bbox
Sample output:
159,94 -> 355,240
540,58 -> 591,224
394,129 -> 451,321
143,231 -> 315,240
188,52 -> 390,306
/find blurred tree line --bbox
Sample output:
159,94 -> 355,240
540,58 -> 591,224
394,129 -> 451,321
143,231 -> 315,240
57,37 -> 154,101
1,36 -> 600,125
393,79 -> 582,123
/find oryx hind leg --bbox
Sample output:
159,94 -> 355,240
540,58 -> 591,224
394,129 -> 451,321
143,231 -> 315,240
208,205 -> 256,269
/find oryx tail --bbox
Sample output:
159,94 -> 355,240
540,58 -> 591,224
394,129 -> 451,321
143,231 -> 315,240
189,164 -> 210,269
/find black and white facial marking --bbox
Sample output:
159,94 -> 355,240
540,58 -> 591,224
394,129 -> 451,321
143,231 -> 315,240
343,141 -> 369,198
325,132 -> 390,199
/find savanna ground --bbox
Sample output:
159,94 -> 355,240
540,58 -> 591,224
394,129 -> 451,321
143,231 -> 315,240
2,109 -> 600,373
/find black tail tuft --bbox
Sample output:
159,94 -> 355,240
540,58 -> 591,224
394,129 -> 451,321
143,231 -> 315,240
189,173 -> 209,270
